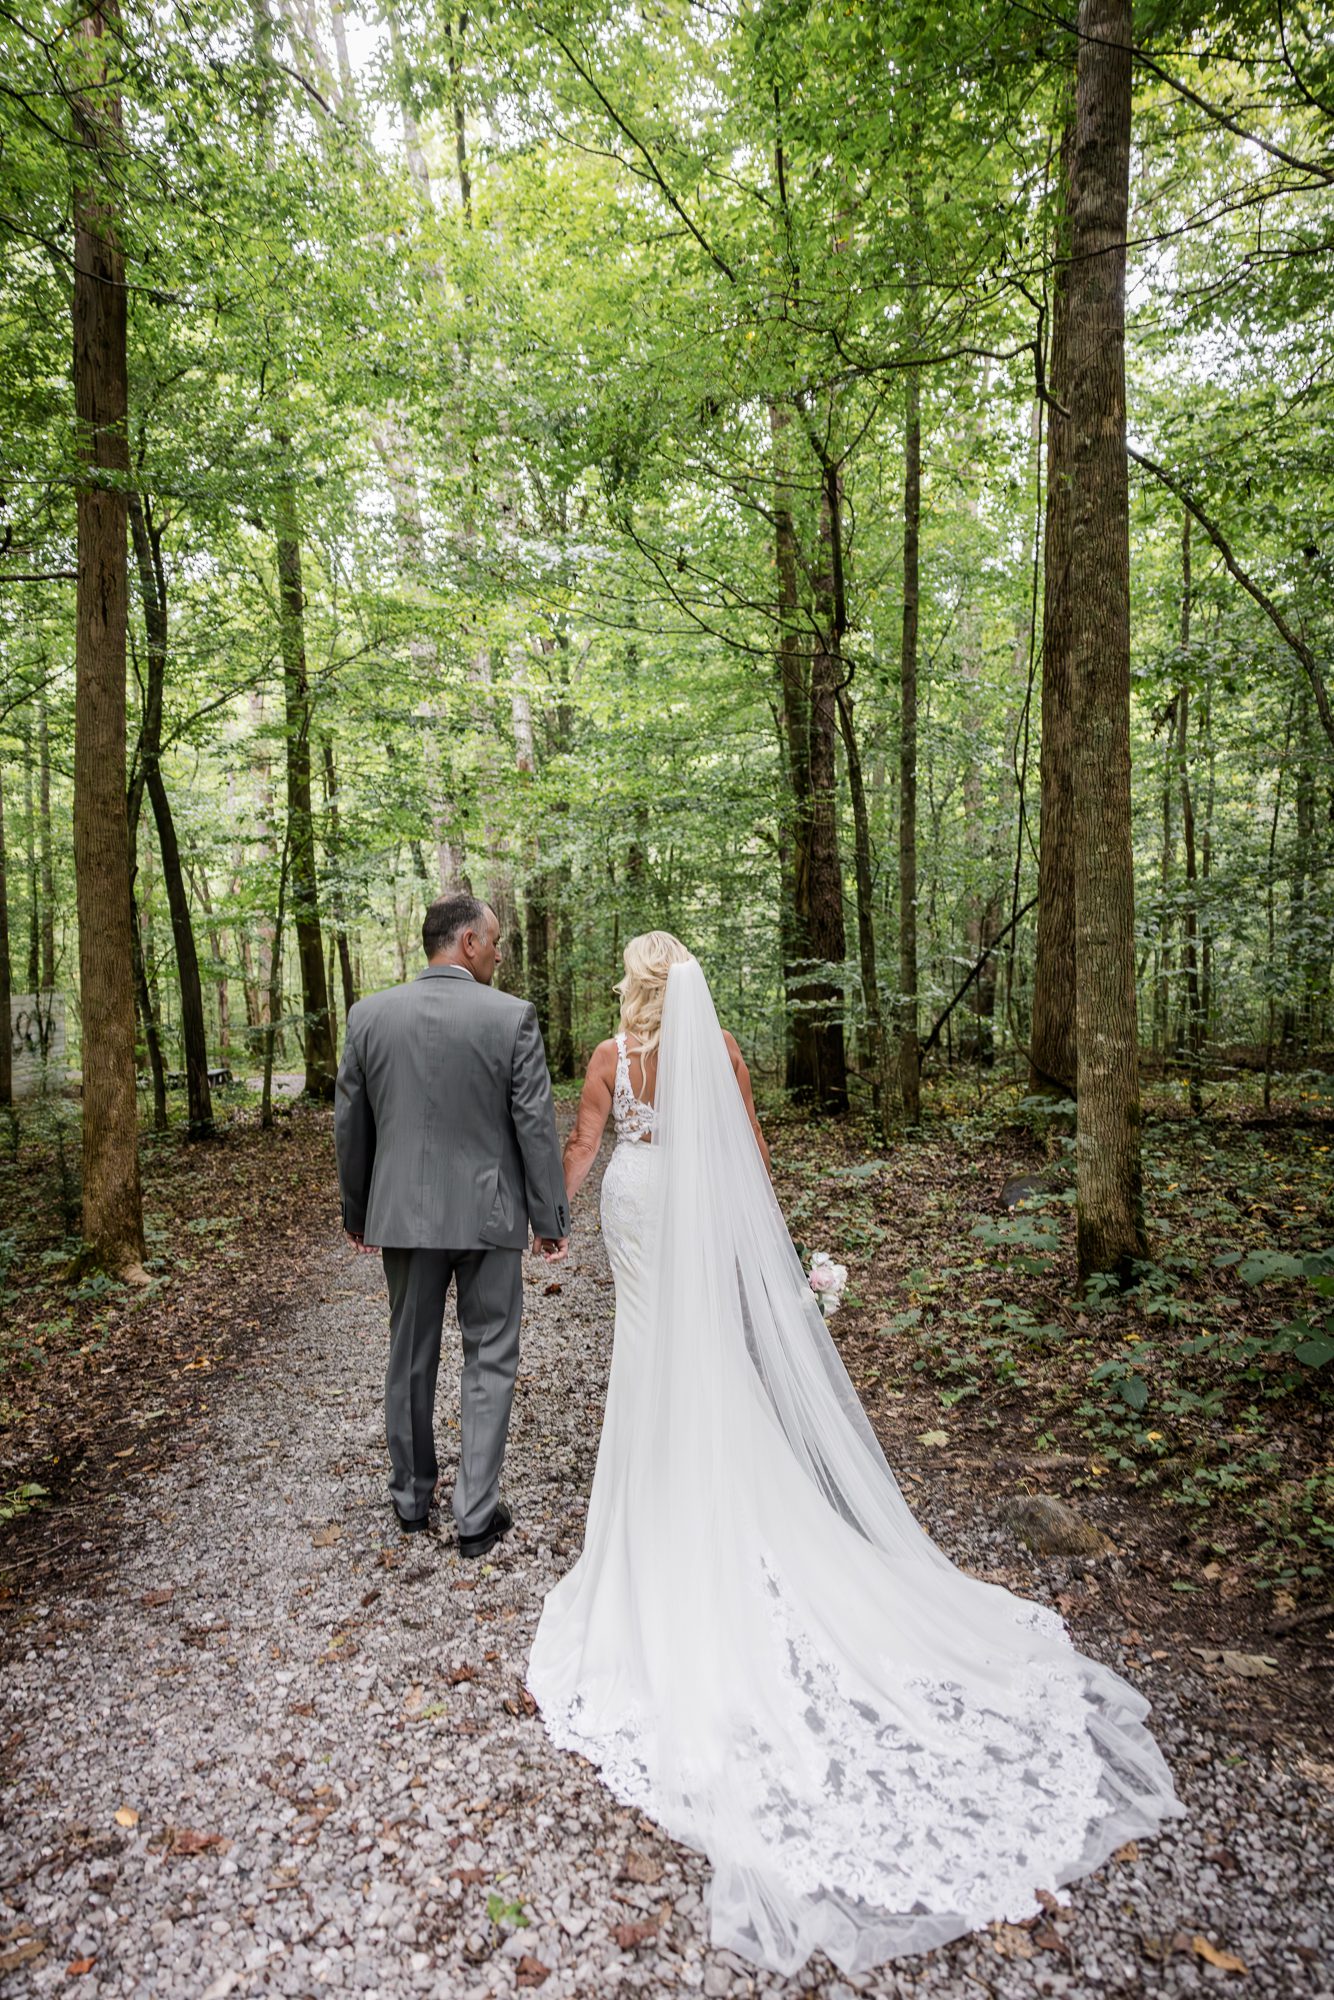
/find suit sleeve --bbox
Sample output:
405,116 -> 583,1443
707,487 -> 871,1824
334,1008 -> 376,1234
510,1003 -> 570,1241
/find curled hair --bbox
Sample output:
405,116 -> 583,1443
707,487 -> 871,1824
615,931 -> 693,1059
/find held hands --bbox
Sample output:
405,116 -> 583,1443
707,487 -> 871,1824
533,1235 -> 569,1264
345,1230 -> 379,1256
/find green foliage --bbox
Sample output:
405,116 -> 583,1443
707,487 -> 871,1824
485,1894 -> 528,1930
0,1482 -> 47,1525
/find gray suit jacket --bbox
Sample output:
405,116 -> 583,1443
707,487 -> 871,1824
334,964 -> 569,1251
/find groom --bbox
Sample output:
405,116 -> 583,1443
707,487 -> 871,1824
335,892 -> 569,1556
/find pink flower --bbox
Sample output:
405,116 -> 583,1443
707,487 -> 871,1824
808,1253 -> 848,1301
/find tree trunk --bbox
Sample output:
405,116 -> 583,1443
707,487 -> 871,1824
553,898 -> 576,1079
803,466 -> 849,1112
193,867 -> 230,1057
1291,685 -> 1316,1051
128,493 -> 214,1136
126,733 -> 167,1127
37,697 -> 55,991
898,365 -> 922,1123
71,0 -> 145,1274
320,737 -> 357,1018
329,0 -> 356,104
1199,663 -> 1214,1031
1156,719 -> 1174,1062
837,684 -> 892,1139
0,768 -> 11,1109
23,726 -> 38,995
1176,510 -> 1202,1114
1067,0 -> 1147,1283
1176,688 -> 1201,1112
274,475 -> 336,1099
525,880 -> 551,1046
769,399 -> 813,1092
262,832 -> 290,1131
130,882 -> 168,1131
1029,114 -> 1078,1102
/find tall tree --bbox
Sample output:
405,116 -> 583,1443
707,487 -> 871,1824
71,0 -> 145,1274
0,768 -> 11,1109
128,491 -> 214,1136
897,364 -> 923,1123
804,458 -> 856,1112
274,476 -> 336,1097
37,695 -> 55,992
1067,0 -> 1147,1282
1029,117 -> 1078,1104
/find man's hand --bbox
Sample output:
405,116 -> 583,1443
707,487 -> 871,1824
533,1236 -> 569,1263
345,1229 -> 379,1256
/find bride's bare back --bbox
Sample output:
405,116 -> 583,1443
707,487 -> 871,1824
562,1028 -> 769,1198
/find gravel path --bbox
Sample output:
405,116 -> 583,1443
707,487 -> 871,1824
2,1185 -> 1331,1999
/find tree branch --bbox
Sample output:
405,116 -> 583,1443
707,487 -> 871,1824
1128,444 -> 1334,752
921,897 -> 1038,1061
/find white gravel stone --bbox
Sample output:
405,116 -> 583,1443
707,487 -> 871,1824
1,1204 -> 1330,1999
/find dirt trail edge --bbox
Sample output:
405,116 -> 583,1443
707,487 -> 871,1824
1,1195 -> 1330,1999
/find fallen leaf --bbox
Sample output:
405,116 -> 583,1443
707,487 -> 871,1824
1113,1841 -> 1139,1863
544,1282 -> 563,1296
1190,1647 -> 1278,1678
311,1525 -> 342,1548
988,1923 -> 1034,1959
168,1829 -> 230,1857
515,1956 -> 550,1988
1201,1561 -> 1223,1581
1192,1936 -> 1247,1973
140,1589 -> 173,1608
450,1867 -> 488,1886
403,1685 -> 425,1716
619,1849 -> 663,1885
447,1664 -> 476,1685
66,1956 -> 97,1976
917,1429 -> 949,1448
1141,1930 -> 1193,1962
0,1939 -> 47,1971
613,1918 -> 660,1951
360,1589 -> 381,1609
113,1807 -> 139,1829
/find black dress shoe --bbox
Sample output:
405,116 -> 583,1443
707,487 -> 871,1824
458,1499 -> 512,1560
394,1506 -> 434,1534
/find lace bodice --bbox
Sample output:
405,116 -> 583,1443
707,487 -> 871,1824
612,1032 -> 656,1146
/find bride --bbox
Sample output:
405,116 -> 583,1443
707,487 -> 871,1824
526,932 -> 1184,1975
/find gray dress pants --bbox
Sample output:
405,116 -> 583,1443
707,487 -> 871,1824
381,1246 -> 523,1535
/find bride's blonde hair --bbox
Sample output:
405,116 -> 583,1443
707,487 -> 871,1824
615,931 -> 693,1059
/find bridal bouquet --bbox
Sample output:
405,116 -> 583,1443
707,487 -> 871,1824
807,1252 -> 848,1319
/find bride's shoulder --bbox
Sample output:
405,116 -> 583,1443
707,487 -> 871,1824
585,1038 -> 620,1078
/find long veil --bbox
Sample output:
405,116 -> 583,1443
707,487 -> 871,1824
530,958 -> 1184,1974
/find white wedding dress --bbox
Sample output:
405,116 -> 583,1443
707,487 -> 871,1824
526,962 -> 1184,1975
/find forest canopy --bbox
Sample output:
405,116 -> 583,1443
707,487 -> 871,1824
1,0 -> 1331,1275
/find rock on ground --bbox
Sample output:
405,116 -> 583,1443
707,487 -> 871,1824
1,1196 -> 1331,1999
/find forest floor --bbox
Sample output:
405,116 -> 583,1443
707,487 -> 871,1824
0,1082 -> 1330,1999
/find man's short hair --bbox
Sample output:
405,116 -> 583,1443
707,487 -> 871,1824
423,891 -> 489,958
